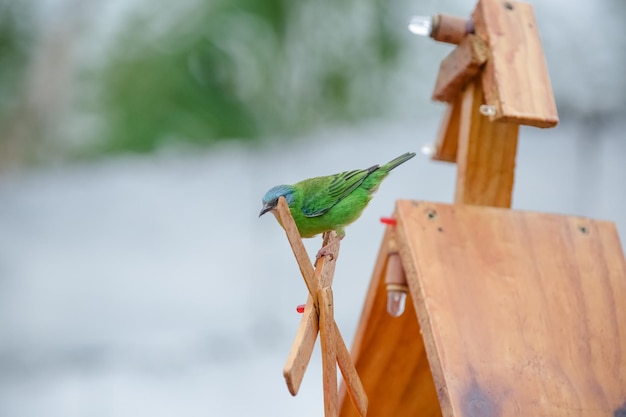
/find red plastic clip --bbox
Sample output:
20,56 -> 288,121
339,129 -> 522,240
296,304 -> 306,313
380,217 -> 397,226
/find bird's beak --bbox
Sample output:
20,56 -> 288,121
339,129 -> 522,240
259,203 -> 273,217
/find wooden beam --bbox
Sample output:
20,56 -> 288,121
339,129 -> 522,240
472,0 -> 558,128
455,79 -> 519,207
432,34 -> 488,103
319,287 -> 339,417
283,296 -> 318,395
432,95 -> 462,163
275,197 -> 318,299
334,320 -> 368,417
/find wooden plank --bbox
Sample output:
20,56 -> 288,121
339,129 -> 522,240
432,96 -> 462,163
284,290 -> 367,409
338,227 -> 442,417
317,232 -> 367,414
455,79 -> 519,207
472,0 -> 559,128
276,197 -> 318,298
432,34 -> 488,103
334,322 -> 368,417
319,287 -> 339,417
283,296 -> 318,395
396,200 -> 626,417
318,232 -> 340,289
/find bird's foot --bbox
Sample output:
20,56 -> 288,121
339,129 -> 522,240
315,246 -> 335,261
315,237 -> 342,261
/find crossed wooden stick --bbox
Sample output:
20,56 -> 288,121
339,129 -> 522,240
275,197 -> 368,417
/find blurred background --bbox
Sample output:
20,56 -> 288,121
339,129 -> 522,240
0,0 -> 624,416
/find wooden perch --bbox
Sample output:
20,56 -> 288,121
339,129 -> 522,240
275,197 -> 368,417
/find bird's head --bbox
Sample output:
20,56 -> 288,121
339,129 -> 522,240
259,185 -> 295,217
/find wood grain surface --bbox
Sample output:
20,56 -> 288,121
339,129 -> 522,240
396,200 -> 626,416
473,0 -> 558,128
455,79 -> 519,208
432,34 -> 488,103
320,287 -> 339,417
432,95 -> 462,164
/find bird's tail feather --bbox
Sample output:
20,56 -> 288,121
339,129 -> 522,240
382,152 -> 416,172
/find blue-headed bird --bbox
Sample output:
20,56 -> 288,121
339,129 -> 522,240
259,152 -> 416,258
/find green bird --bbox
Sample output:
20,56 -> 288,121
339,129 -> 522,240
259,152 -> 416,258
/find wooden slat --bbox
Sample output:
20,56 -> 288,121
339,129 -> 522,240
338,226 -> 442,417
334,321 -> 368,417
283,296 -> 318,395
276,197 -> 318,298
283,291 -> 368,409
472,0 -> 558,128
318,232 -> 340,289
432,34 -> 488,103
455,79 -> 519,207
319,287 -> 339,417
395,200 -> 626,417
432,96 -> 462,163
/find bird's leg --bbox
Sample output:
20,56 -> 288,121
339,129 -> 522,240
315,232 -> 344,261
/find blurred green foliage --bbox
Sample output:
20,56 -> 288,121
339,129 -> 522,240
97,0 -> 401,153
0,1 -> 34,123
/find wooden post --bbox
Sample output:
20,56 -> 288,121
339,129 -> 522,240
455,79 -> 519,207
319,287 -> 338,417
432,95 -> 462,163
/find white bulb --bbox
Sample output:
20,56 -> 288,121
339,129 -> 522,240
420,143 -> 435,156
408,16 -> 433,37
387,290 -> 407,317
479,104 -> 497,116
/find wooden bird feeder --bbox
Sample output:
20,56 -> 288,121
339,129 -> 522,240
345,0 -> 626,416
275,0 -> 626,416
